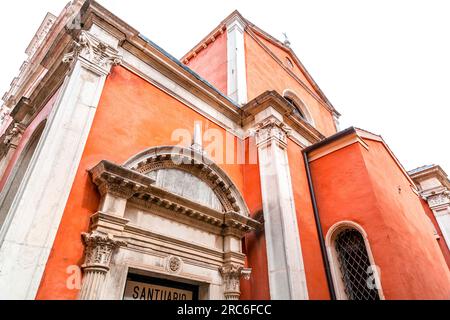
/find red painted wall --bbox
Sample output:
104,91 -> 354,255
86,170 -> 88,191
184,31 -> 228,95
240,137 -> 270,300
309,139 -> 450,299
184,27 -> 337,138
256,34 -> 316,93
420,198 -> 450,268
35,66 -> 267,299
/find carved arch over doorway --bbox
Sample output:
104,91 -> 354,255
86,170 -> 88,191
123,146 -> 250,217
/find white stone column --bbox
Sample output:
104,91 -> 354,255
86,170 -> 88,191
227,14 -> 247,105
79,231 -> 125,300
254,107 -> 309,300
0,29 -> 122,299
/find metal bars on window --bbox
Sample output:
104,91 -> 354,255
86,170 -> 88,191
335,229 -> 380,300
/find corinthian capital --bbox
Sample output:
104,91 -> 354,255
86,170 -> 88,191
427,192 -> 450,208
254,116 -> 291,149
63,31 -> 122,74
220,264 -> 252,300
81,231 -> 126,272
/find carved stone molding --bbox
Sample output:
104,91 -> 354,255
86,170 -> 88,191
63,30 -> 122,74
219,264 -> 251,300
81,231 -> 126,272
89,160 -> 260,236
3,122 -> 26,149
124,146 -> 251,216
254,116 -> 292,149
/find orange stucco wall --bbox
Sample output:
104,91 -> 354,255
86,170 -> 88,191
35,66 -> 269,299
244,32 -> 337,137
287,139 -> 330,299
256,34 -> 316,93
184,31 -> 228,95
240,137 -> 270,300
309,139 -> 450,299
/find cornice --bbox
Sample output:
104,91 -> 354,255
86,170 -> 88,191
181,10 -> 247,63
89,160 -> 261,236
242,90 -> 325,145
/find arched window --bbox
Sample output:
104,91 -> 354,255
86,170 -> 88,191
285,96 -> 306,120
285,57 -> 294,70
282,90 -> 314,125
0,121 -> 46,231
326,222 -> 383,300
334,229 -> 380,300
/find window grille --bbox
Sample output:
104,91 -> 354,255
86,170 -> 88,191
334,229 -> 380,300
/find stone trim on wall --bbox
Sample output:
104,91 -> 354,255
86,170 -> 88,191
253,107 -> 309,300
123,146 -> 251,217
82,157 -> 261,300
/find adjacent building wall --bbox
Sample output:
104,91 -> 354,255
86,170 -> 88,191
309,140 -> 450,299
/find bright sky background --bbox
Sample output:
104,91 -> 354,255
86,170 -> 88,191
0,0 -> 449,172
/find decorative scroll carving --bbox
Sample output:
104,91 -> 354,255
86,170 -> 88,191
220,264 -> 251,300
63,31 -> 122,73
254,116 -> 291,149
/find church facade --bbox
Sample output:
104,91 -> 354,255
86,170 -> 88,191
0,0 -> 448,300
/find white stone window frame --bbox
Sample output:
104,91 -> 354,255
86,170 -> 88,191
325,220 -> 385,300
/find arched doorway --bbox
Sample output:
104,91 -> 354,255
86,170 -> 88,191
79,146 -> 259,300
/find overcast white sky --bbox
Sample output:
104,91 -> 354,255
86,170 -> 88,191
0,0 -> 449,172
